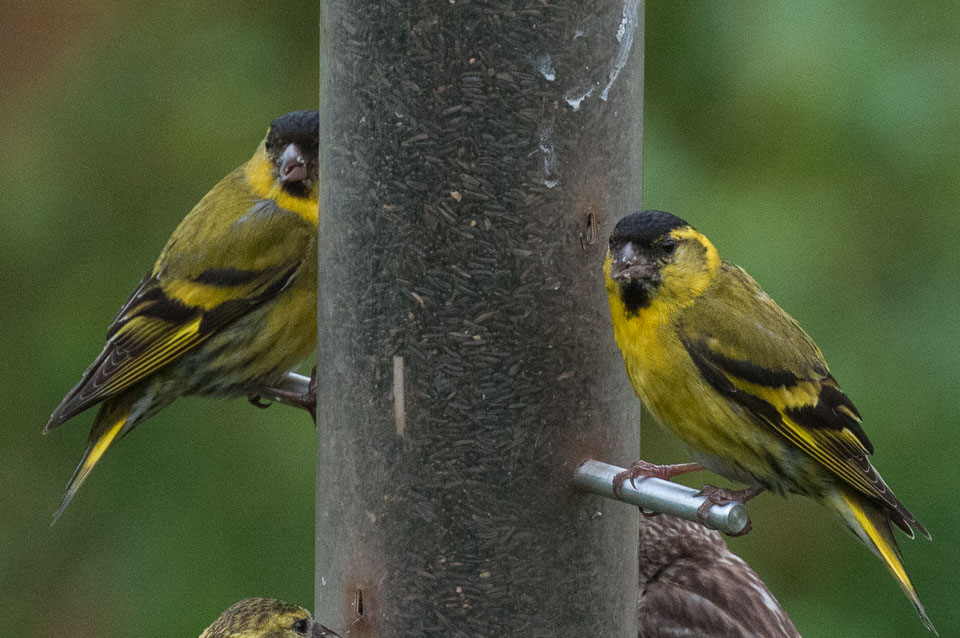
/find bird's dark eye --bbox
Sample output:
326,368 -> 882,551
660,239 -> 677,255
292,619 -> 309,634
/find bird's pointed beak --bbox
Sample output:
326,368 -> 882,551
279,143 -> 308,184
610,242 -> 658,283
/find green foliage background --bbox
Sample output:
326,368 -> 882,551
0,2 -> 956,636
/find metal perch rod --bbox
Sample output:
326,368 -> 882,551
263,371 -> 311,403
574,460 -> 749,536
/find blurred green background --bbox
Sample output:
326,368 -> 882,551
0,1 -> 956,636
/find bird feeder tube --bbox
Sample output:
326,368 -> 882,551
316,2 -> 645,636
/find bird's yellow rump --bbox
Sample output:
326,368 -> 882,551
200,597 -> 339,638
45,110 -> 320,519
605,210 -> 934,632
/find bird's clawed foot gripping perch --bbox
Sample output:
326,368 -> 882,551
573,459 -> 753,537
612,459 -> 704,490
694,484 -> 764,536
251,366 -> 318,423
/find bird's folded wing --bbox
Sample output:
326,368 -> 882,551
45,259 -> 301,430
674,263 -> 904,510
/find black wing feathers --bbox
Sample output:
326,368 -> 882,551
198,263 -> 298,336
784,378 -> 872,454
683,338 -> 786,429
701,349 -> 804,388
45,260 -> 301,432
681,334 -> 927,539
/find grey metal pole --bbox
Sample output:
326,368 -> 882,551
317,2 -> 644,635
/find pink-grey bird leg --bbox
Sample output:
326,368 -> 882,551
696,484 -> 765,537
612,460 -> 705,497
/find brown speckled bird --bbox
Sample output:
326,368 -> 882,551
200,598 -> 339,638
638,515 -> 800,638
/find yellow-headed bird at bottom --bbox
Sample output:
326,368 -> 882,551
45,110 -> 319,519
604,210 -> 934,632
200,598 -> 339,638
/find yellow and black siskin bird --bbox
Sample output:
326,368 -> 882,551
200,597 -> 339,638
605,210 -> 934,632
45,110 -> 319,519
